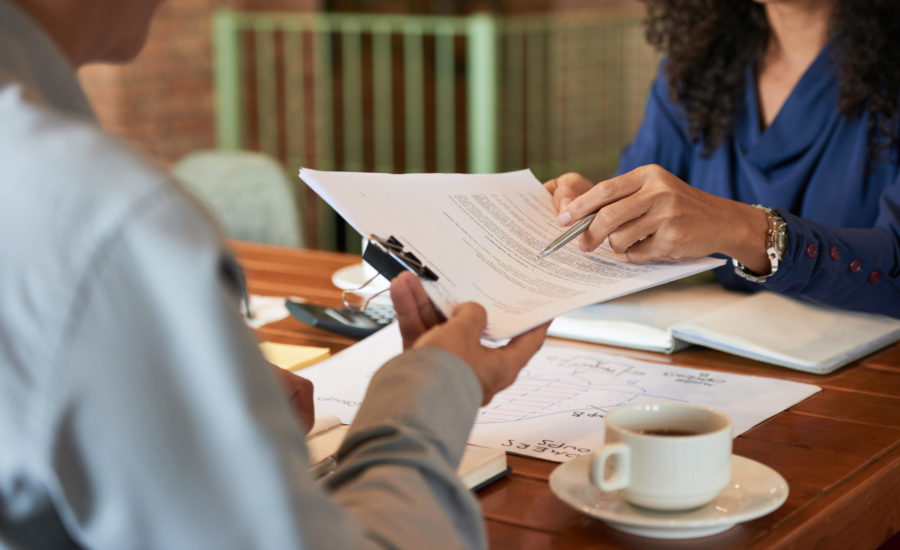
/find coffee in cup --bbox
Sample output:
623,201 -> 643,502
590,402 -> 732,511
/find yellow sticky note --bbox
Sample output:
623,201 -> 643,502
259,342 -> 330,371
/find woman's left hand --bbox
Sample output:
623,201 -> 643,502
557,164 -> 771,272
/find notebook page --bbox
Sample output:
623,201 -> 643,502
670,292 -> 900,373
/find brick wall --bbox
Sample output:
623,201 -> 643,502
78,0 -> 640,167
78,0 -> 319,167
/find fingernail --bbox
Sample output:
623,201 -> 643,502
558,211 -> 572,225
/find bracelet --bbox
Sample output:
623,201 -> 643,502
732,205 -> 787,284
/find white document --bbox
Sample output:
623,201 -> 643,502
300,168 -> 724,339
467,343 -> 819,461
301,323 -> 403,418
301,323 -> 821,462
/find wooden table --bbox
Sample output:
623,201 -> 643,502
232,240 -> 900,550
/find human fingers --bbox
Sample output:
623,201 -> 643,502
269,364 -> 316,433
288,374 -> 316,432
498,322 -> 548,370
413,301 -> 488,351
390,272 -> 430,349
404,272 -> 445,329
621,236 -> 659,264
543,177 -> 558,195
546,172 -> 593,213
558,168 -> 647,226
412,301 -> 488,366
391,272 -> 443,326
579,192 -> 655,252
618,209 -> 711,264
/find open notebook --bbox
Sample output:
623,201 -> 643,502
306,415 -> 509,491
548,278 -> 900,374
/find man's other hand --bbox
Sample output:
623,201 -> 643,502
270,364 -> 315,433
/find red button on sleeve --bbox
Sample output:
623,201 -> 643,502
805,243 -> 818,258
829,246 -> 839,261
868,270 -> 882,284
849,259 -> 862,273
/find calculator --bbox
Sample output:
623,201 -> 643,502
285,301 -> 396,340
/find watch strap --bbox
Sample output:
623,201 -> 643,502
732,205 -> 787,284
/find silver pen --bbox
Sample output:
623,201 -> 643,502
537,212 -> 597,259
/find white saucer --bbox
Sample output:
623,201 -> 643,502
549,454 -> 788,540
331,264 -> 391,305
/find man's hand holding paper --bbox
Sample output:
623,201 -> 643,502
391,272 -> 548,405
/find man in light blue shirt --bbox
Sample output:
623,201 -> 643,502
0,0 -> 547,548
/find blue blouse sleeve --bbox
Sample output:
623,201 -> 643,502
761,191 -> 900,318
617,61 -> 693,179
619,63 -> 900,318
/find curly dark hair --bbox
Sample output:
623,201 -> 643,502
643,0 -> 900,157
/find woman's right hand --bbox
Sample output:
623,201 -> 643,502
544,166 -> 771,273
543,172 -> 594,213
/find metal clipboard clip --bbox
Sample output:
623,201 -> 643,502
342,234 -> 439,311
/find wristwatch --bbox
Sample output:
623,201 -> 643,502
732,205 -> 788,284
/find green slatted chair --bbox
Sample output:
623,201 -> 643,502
173,150 -> 305,247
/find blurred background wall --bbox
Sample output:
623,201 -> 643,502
78,0 -> 654,251
79,0 -> 644,167
79,0 -> 318,167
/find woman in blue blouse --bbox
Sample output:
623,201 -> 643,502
545,0 -> 900,317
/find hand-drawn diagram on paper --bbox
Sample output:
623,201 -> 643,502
468,344 -> 820,462
302,325 -> 821,463
476,355 -> 690,425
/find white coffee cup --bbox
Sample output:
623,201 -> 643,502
590,402 -> 732,511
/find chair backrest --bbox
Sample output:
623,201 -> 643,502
173,150 -> 304,247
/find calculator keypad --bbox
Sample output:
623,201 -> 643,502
364,304 -> 396,325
